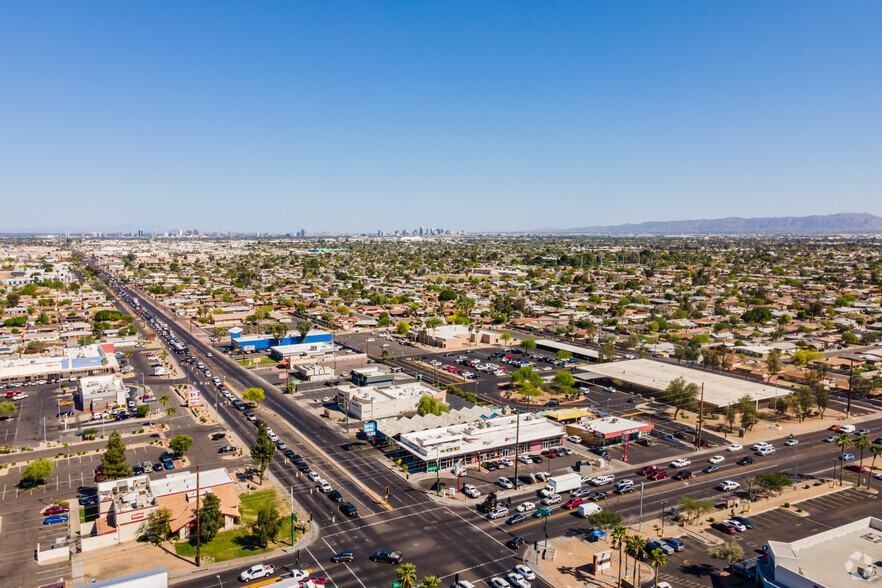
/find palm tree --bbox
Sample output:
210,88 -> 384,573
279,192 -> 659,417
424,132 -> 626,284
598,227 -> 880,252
835,432 -> 852,486
869,443 -> 882,489
159,394 -> 170,416
611,525 -> 628,588
625,535 -> 644,586
649,547 -> 667,588
855,434 -> 871,485
166,406 -> 176,434
419,577 -> 440,588
395,563 -> 417,588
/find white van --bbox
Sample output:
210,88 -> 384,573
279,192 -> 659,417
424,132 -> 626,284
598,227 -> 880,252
577,502 -> 602,517
839,425 -> 856,434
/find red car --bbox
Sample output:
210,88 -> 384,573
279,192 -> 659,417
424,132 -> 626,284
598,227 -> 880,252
828,425 -> 841,431
648,470 -> 669,481
564,497 -> 584,509
712,522 -> 737,534
637,465 -> 659,476
44,505 -> 70,516
845,465 -> 869,473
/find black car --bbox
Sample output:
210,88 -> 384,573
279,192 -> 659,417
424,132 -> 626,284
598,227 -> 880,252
730,515 -> 753,529
589,491 -> 609,502
133,466 -> 144,475
370,550 -> 401,564
341,443 -> 353,451
737,456 -> 755,466
518,475 -> 536,485
297,462 -> 310,472
210,432 -> 226,441
340,502 -> 358,517
283,449 -> 297,459
505,536 -> 525,549
673,470 -> 693,481
331,551 -> 354,563
19,478 -> 38,489
328,490 -> 343,503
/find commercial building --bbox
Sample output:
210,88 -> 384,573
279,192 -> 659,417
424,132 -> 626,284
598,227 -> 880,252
758,516 -> 882,587
413,325 -> 505,349
94,468 -> 240,543
581,358 -> 782,410
292,363 -> 334,382
337,382 -> 445,420
351,366 -> 394,387
230,328 -> 332,352
0,344 -> 119,386
268,341 -> 336,364
566,415 -> 654,447
80,374 -> 128,412
396,413 -> 565,472
535,339 -> 599,361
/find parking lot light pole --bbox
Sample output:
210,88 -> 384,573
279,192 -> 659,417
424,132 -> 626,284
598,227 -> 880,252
216,575 -> 223,588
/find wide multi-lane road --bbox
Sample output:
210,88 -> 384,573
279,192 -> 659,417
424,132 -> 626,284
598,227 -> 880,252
89,260 -> 881,588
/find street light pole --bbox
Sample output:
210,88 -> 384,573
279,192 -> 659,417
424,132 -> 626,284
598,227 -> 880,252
638,482 -> 645,531
659,500 -> 668,537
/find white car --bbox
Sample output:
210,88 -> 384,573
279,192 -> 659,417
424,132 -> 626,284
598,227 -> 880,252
497,477 -> 515,489
756,446 -> 775,456
318,480 -> 332,493
514,564 -> 537,581
499,458 -> 514,467
366,338 -> 375,342
670,458 -> 691,468
541,494 -> 562,505
751,442 -> 771,451
507,572 -> 531,588
565,435 -> 582,443
489,578 -> 510,588
717,480 -> 740,491
463,484 -> 481,498
452,582 -> 477,588
308,471 -> 321,482
516,501 -> 536,513
727,444 -> 743,452
709,455 -> 725,464
239,564 -> 275,581
517,455 -> 533,464
784,438 -> 799,446
488,506 -> 509,520
590,474 -> 615,486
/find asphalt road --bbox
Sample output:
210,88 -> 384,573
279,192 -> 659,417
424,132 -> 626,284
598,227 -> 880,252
89,262 -> 882,588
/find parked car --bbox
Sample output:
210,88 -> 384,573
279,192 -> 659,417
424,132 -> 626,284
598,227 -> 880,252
44,505 -> 70,516
712,521 -> 738,534
44,514 -> 69,525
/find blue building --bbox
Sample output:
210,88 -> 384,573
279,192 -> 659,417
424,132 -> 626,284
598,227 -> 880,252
229,328 -> 332,351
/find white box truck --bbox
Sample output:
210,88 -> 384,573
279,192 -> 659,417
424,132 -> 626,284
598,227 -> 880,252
577,502 -> 603,517
544,473 -> 583,495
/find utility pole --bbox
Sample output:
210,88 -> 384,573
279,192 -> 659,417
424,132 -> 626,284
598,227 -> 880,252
513,411 -> 521,485
659,500 -> 668,537
695,383 -> 705,449
847,359 -> 854,417
638,482 -> 645,531
195,464 -> 201,567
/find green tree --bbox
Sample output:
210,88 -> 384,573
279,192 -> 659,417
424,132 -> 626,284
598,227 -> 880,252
0,401 -> 18,419
250,503 -> 283,548
519,338 -> 537,351
159,394 -> 170,416
296,320 -> 312,341
869,444 -> 882,489
197,493 -> 223,544
396,321 -> 410,336
815,387 -> 829,418
101,430 -> 133,479
725,405 -> 737,433
511,366 -> 543,387
611,525 -> 628,588
678,497 -> 715,523
788,386 -> 814,422
754,472 -> 793,495
417,396 -> 450,417
419,577 -> 440,588
835,432 -> 852,485
144,507 -> 172,544
664,377 -> 700,420
22,458 -> 54,483
270,323 -> 288,343
855,434 -> 871,483
500,332 -> 512,343
556,349 -> 573,360
587,509 -> 623,532
737,394 -> 760,430
395,563 -> 418,588
169,434 -> 193,457
649,548 -> 667,588
553,370 -> 576,389
766,349 -> 781,377
136,404 -> 150,418
793,349 -> 821,366
242,387 -> 265,405
708,541 -> 744,565
598,342 -> 618,363
250,422 -> 276,484
381,349 -> 389,360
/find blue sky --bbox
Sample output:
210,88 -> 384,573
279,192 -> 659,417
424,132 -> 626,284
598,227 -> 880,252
1,2 -> 881,233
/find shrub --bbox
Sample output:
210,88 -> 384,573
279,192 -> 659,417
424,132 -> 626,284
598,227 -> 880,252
797,507 -> 803,512
708,517 -> 715,523
783,502 -> 790,508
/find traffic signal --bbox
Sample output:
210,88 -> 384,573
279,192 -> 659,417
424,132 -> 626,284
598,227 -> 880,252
385,486 -> 390,498
308,511 -> 313,522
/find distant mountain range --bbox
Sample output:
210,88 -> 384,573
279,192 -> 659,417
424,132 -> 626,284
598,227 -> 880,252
551,213 -> 882,235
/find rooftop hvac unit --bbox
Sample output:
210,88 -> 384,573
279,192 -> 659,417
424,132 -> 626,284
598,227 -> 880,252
858,566 -> 875,580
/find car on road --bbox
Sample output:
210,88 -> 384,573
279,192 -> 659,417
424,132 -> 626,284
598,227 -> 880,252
564,497 -> 584,509
565,435 -> 582,443
756,446 -> 776,456
506,514 -> 527,525
824,435 -> 837,443
451,581 -> 477,588
370,550 -> 402,564
637,465 -> 659,476
709,455 -> 725,464
570,488 -> 591,499
328,490 -> 343,502
239,564 -> 276,581
752,442 -> 772,451
516,501 -> 536,513
318,480 -> 332,493
858,429 -> 871,436
506,572 -> 531,588
488,506 -> 509,520
841,453 -> 856,461
590,474 -> 615,486
727,444 -> 743,452
846,464 -> 869,473
218,445 -> 236,453
737,456 -> 755,466
506,536 -> 525,549
340,502 -> 358,517
488,578 -> 510,588
704,465 -> 720,473
670,458 -> 690,468
784,438 -> 799,446
514,564 -> 537,580
647,470 -> 668,481
717,480 -> 740,491
44,506 -> 70,516
712,521 -> 738,534
463,484 -> 481,498
308,471 -> 322,482
673,470 -> 692,481
331,551 -> 354,563
589,490 -> 609,502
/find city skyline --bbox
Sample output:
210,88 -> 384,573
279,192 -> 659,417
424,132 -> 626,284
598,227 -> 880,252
2,2 -> 881,232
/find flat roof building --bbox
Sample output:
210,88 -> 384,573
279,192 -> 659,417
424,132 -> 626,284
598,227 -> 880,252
337,382 -> 445,421
231,329 -> 332,352
80,374 -> 128,411
567,415 -> 654,446
351,366 -> 393,387
582,358 -> 781,409
396,413 -> 565,471
0,344 -> 118,385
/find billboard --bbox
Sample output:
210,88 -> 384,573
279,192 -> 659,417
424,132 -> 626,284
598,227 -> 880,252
188,388 -> 201,407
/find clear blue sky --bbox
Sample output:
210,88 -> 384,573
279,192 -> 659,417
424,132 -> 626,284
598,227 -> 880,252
1,2 -> 881,233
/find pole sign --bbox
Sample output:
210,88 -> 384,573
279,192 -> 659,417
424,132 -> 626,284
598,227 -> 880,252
363,420 -> 376,439
188,388 -> 201,407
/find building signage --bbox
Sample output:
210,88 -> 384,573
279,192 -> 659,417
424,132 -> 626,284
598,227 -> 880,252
130,512 -> 145,521
188,389 -> 201,407
363,421 -> 376,435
